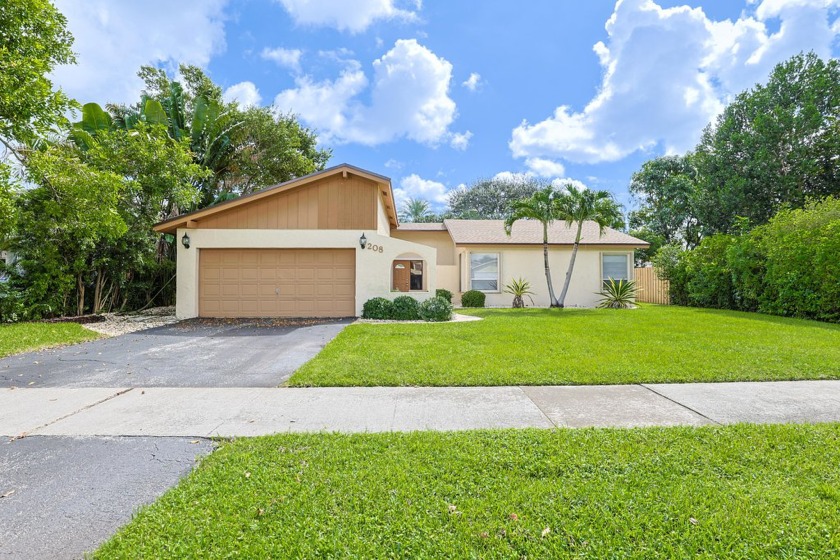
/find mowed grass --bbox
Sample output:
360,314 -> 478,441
96,424 -> 840,559
0,322 -> 99,358
289,305 -> 840,386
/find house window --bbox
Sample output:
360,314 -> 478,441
602,254 -> 629,284
470,253 -> 499,292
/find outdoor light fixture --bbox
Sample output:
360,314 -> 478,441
359,232 -> 367,249
181,232 -> 191,249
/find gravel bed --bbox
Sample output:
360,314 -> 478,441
82,306 -> 179,337
355,313 -> 482,325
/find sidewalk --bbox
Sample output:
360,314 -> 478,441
3,380 -> 840,438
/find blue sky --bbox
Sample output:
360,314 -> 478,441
51,0 -> 840,213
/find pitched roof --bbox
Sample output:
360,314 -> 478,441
395,223 -> 447,231
153,163 -> 397,234
442,219 -> 649,246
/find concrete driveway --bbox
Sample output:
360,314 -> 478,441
0,319 -> 351,388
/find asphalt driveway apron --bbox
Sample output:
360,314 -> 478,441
0,318 -> 352,388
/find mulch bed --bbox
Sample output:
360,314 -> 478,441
43,314 -> 106,325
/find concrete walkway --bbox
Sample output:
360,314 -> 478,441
3,380 -> 840,437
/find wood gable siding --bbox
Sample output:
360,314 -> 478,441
196,175 -> 378,230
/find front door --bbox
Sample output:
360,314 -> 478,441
392,260 -> 411,292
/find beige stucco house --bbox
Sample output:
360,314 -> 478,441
154,164 -> 648,319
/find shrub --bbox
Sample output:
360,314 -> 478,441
461,290 -> 486,308
418,296 -> 453,322
435,288 -> 452,303
391,295 -> 420,320
597,279 -> 638,309
361,297 -> 394,320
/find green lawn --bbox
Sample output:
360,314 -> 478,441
290,305 -> 840,386
0,322 -> 100,358
96,424 -> 840,559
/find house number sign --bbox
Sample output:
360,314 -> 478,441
366,243 -> 384,253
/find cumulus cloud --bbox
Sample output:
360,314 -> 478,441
510,0 -> 840,164
449,130 -> 473,150
276,0 -> 419,33
524,157 -> 566,178
393,174 -> 451,210
223,81 -> 262,107
261,47 -> 303,73
462,72 -> 482,91
51,0 -> 228,105
274,39 -> 458,146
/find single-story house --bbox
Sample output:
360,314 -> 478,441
154,164 -> 648,318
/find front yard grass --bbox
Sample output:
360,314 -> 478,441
0,322 -> 100,358
96,424 -> 840,558
289,305 -> 840,386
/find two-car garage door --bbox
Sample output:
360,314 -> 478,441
198,249 -> 355,318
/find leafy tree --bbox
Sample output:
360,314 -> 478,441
399,198 -> 432,223
0,164 -> 17,243
554,185 -> 624,308
0,0 -> 75,156
449,177 -> 543,219
628,154 -> 701,248
694,52 -> 840,234
628,227 -> 666,267
505,187 -> 563,307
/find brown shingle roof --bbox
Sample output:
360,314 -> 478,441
395,223 -> 447,231
442,219 -> 649,246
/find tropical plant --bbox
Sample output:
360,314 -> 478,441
597,279 -> 638,309
503,277 -> 535,308
460,290 -> 486,308
399,198 -> 432,223
554,184 -> 624,308
504,187 -> 562,307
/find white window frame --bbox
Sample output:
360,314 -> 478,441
600,252 -> 631,285
469,252 -> 500,293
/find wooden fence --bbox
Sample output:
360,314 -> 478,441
634,267 -> 670,304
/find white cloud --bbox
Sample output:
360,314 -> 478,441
524,157 -> 566,178
274,39 -> 457,146
51,0 -> 228,105
261,47 -> 303,73
384,158 -> 404,170
510,0 -> 840,164
393,173 -> 450,210
223,81 -> 262,107
449,130 -> 473,150
492,171 -> 536,184
551,177 -> 589,191
462,72 -> 482,91
276,0 -> 418,33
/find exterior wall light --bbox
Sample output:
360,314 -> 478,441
359,232 -> 367,249
181,232 -> 191,249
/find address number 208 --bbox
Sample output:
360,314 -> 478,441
366,243 -> 384,253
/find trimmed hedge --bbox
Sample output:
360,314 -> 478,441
461,290 -> 486,308
418,296 -> 453,322
391,295 -> 420,321
435,289 -> 453,303
361,297 -> 394,320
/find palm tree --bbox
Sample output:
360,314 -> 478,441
400,198 -> 432,223
504,187 -> 561,307
554,184 -> 624,308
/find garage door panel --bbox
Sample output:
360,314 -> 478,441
199,249 -> 355,318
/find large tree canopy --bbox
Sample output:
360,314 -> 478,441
448,177 -> 544,219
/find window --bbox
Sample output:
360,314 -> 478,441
602,254 -> 629,283
470,253 -> 499,292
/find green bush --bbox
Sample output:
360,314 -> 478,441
461,290 -> 486,308
652,196 -> 840,322
418,296 -> 453,322
435,288 -> 452,303
391,295 -> 420,320
361,297 -> 394,320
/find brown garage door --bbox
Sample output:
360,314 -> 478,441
199,249 -> 355,318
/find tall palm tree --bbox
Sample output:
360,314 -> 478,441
399,197 -> 432,223
504,186 -> 561,307
555,184 -> 624,308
